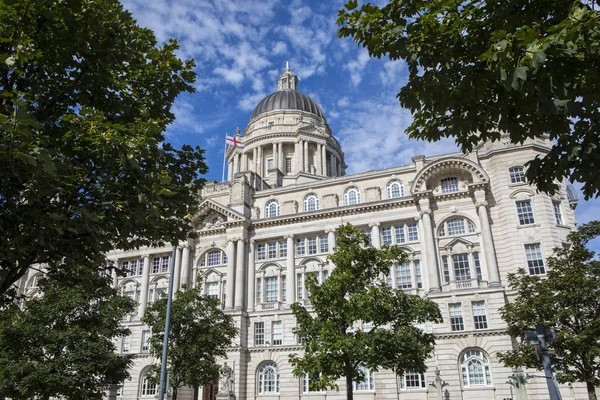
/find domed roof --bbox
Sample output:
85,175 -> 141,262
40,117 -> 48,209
250,89 -> 325,120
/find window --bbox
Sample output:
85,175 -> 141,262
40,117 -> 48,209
553,201 -> 563,225
258,362 -> 279,393
282,275 -> 286,302
267,158 -> 274,170
415,260 -> 422,288
509,166 -> 526,183
307,236 -> 317,255
272,321 -> 282,345
344,187 -> 361,206
460,349 -> 492,386
525,243 -> 545,275
473,252 -> 482,281
472,301 -> 488,330
254,322 -> 264,346
304,194 -> 319,212
353,365 -> 374,391
319,235 -> 328,253
268,242 -> 277,259
296,238 -> 306,255
124,259 -> 142,276
441,176 -> 459,193
382,227 -> 392,245
200,250 -> 226,267
206,281 -> 219,299
141,373 -> 157,396
285,157 -> 292,174
400,372 -> 426,389
303,373 -> 323,393
407,223 -> 419,241
257,244 -> 266,260
387,179 -> 405,199
297,273 -> 303,299
265,277 -> 278,303
395,224 -> 406,243
122,335 -> 131,353
161,256 -> 169,272
141,330 -> 150,352
256,278 -> 262,303
152,257 -> 160,274
516,200 -> 535,225
363,229 -> 372,246
453,254 -> 472,286
442,256 -> 450,284
449,303 -> 465,331
279,241 -> 287,258
265,200 -> 280,218
396,262 -> 412,289
439,218 -> 476,237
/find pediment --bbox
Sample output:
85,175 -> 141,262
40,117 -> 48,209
193,199 -> 246,231
442,237 -> 475,250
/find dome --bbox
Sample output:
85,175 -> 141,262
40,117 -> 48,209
250,90 -> 325,120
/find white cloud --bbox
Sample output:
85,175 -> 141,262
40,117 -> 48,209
344,49 -> 371,86
272,41 -> 288,55
213,67 -> 245,85
238,91 -> 268,112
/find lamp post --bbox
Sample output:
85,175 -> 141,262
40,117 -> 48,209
158,245 -> 177,400
524,325 -> 562,400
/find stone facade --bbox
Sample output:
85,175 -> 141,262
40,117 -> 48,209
19,67 -> 591,400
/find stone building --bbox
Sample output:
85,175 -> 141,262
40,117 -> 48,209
21,66 -> 587,399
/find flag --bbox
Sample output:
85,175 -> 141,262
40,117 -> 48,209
226,135 -> 244,148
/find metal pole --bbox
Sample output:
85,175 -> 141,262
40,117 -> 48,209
158,245 -> 177,400
536,325 -> 562,400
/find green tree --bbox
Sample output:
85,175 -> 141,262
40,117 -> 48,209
0,0 -> 207,299
0,266 -> 135,400
142,284 -> 238,400
337,0 -> 600,199
290,224 -> 442,400
499,221 -> 600,400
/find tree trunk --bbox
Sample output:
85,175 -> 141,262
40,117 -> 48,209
345,372 -> 353,400
587,381 -> 597,400
193,387 -> 198,400
172,387 -> 178,400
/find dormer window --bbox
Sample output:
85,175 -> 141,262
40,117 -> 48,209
441,177 -> 459,193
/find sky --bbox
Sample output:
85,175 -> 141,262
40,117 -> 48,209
121,0 -> 600,251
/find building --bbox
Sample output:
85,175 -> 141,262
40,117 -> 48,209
22,66 -> 586,400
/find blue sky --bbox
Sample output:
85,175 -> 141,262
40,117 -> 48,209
121,0 -> 599,251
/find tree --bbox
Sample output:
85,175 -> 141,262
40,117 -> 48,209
142,284 -> 238,400
498,221 -> 600,400
290,224 -> 442,400
0,0 -> 208,300
0,266 -> 135,400
337,0 -> 600,199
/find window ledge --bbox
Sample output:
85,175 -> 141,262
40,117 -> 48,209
556,224 -> 572,229
509,182 -> 528,188
461,386 -> 495,391
517,223 -> 540,229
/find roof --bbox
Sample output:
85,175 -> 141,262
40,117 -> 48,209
250,89 -> 325,120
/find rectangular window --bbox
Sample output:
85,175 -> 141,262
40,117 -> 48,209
297,273 -> 303,299
453,254 -> 472,282
407,223 -> 419,241
395,224 -> 406,243
265,277 -> 278,302
525,243 -> 545,275
307,236 -> 317,255
272,321 -> 282,345
256,278 -> 262,303
254,322 -> 264,346
472,301 -> 488,330
297,238 -> 306,255
473,252 -> 482,281
553,201 -> 563,225
415,260 -> 422,289
152,257 -> 160,274
510,166 -> 526,183
122,335 -> 131,353
207,250 -> 221,266
257,244 -> 266,260
442,256 -> 450,284
285,157 -> 292,174
206,281 -> 219,299
319,235 -> 329,253
516,200 -> 535,225
382,226 -> 393,245
138,259 -> 143,276
364,229 -> 372,245
161,256 -> 169,272
353,367 -> 374,391
447,219 -> 466,236
129,260 -> 138,276
401,372 -> 426,389
268,242 -> 277,259
282,275 -> 286,302
449,303 -> 465,331
441,177 -> 459,193
141,330 -> 150,352
395,262 -> 412,289
267,158 -> 273,170
322,269 -> 329,282
303,373 -> 322,393
279,240 -> 287,258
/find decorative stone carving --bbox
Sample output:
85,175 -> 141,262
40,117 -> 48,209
220,363 -> 234,392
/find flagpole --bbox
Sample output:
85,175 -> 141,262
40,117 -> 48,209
221,133 -> 228,182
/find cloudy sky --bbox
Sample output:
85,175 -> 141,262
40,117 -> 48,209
122,0 -> 599,247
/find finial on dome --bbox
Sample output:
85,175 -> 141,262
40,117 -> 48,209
235,127 -> 241,136
278,62 -> 298,91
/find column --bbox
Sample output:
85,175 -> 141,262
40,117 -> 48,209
285,234 -> 296,305
299,140 -> 304,172
329,153 -> 335,177
227,160 -> 233,181
327,229 -> 336,254
111,268 -> 118,289
233,152 -> 239,174
474,190 -> 501,286
225,239 -> 236,309
278,142 -> 284,172
316,144 -> 323,175
272,142 -> 277,171
235,239 -> 246,309
257,146 -> 263,176
138,254 -> 151,318
418,198 -> 441,291
247,241 -> 256,311
241,153 -> 248,172
321,144 -> 327,176
173,247 -> 182,293
180,245 -> 191,291
370,222 -> 381,249
252,147 -> 257,174
303,140 -> 309,173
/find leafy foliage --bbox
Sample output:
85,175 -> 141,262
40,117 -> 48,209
0,0 -> 208,299
142,284 -> 238,400
290,224 -> 442,400
0,266 -> 135,400
499,221 -> 600,400
338,0 -> 600,199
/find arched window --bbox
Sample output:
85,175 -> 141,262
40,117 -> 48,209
265,200 -> 280,218
387,179 -> 405,199
460,349 -> 492,387
344,187 -> 361,206
438,218 -> 476,237
140,371 -> 157,396
199,249 -> 227,267
258,362 -> 279,393
441,176 -> 459,193
353,364 -> 375,391
304,194 -> 319,212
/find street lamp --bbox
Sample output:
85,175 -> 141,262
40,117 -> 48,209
524,324 -> 562,400
158,244 -> 177,400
